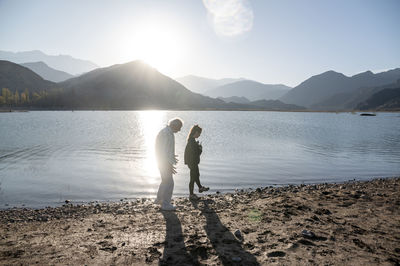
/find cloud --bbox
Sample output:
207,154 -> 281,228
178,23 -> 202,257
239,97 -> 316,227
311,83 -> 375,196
203,0 -> 254,36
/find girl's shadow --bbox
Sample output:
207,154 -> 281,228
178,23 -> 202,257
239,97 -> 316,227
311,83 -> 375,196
191,198 -> 260,265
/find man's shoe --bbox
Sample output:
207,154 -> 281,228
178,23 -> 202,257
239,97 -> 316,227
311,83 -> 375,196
154,198 -> 161,204
161,203 -> 177,211
199,186 -> 209,193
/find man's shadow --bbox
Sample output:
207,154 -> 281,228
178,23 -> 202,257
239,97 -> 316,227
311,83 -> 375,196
191,198 -> 260,266
160,210 -> 199,266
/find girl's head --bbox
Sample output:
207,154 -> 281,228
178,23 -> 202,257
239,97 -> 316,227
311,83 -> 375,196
187,124 -> 202,139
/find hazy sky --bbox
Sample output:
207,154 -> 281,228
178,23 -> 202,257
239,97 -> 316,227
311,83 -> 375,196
0,0 -> 399,86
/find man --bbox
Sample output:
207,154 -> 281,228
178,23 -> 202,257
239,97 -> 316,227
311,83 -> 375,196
155,118 -> 183,211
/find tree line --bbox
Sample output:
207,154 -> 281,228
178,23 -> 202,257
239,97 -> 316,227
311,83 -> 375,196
0,88 -> 65,108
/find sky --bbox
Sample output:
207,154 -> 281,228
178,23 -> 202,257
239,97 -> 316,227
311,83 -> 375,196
0,0 -> 399,87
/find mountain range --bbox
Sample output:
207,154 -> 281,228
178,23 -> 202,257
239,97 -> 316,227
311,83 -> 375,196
205,80 -> 291,101
217,96 -> 251,104
0,50 -> 98,75
56,61 -> 302,110
0,50 -> 399,111
175,75 -> 243,94
0,59 -> 304,110
280,69 -> 400,110
21,62 -> 74,82
176,75 -> 292,101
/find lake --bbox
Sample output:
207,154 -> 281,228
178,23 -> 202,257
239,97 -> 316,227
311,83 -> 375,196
1,111 -> 399,208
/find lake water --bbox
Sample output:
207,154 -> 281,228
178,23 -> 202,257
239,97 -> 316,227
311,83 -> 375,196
0,111 -> 399,208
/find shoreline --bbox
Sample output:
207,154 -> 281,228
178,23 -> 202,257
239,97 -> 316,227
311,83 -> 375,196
1,177 -> 400,265
2,175 -> 398,210
1,107 -> 400,113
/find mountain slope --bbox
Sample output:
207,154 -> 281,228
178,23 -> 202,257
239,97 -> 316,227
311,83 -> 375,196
280,71 -> 350,108
248,99 -> 305,110
58,61 -> 229,109
0,50 -> 98,75
356,87 -> 400,111
205,80 -> 291,100
175,75 -> 243,94
311,81 -> 400,110
280,69 -> 400,108
218,96 -> 251,104
21,62 -> 74,82
0,60 -> 56,93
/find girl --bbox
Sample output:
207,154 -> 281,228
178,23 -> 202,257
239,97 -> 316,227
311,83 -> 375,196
184,125 -> 209,198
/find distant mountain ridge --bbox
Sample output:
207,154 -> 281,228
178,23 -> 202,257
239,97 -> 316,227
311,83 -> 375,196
1,56 -> 399,111
0,60 -> 56,93
175,75 -> 244,94
0,59 -> 304,111
57,61 -> 303,110
205,80 -> 291,101
0,50 -> 98,75
280,68 -> 400,109
248,99 -> 305,110
218,96 -> 251,104
21,62 -> 74,82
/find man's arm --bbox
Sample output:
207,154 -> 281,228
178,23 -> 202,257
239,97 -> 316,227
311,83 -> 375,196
165,132 -> 177,165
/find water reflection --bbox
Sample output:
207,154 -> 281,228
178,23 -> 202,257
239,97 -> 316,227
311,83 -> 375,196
1,111 -> 399,208
138,111 -> 166,185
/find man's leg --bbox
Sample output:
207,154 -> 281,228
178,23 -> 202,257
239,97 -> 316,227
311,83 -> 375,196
156,165 -> 168,203
157,165 -> 174,206
164,170 -> 174,205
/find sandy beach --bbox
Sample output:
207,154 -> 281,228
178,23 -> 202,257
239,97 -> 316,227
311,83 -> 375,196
1,177 -> 399,265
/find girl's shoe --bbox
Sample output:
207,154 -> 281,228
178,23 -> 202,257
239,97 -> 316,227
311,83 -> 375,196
199,186 -> 209,193
189,194 -> 198,200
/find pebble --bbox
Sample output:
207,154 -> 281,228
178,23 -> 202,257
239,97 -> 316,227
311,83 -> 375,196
231,256 -> 242,262
234,229 -> 243,240
267,251 -> 286,257
301,230 -> 315,238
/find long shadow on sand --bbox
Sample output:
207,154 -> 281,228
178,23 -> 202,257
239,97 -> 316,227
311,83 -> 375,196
191,198 -> 260,265
159,210 -> 199,266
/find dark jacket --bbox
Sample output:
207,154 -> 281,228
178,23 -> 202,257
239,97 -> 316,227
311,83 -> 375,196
184,137 -> 202,168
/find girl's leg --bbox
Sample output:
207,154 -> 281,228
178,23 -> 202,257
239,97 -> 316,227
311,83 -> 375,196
189,167 -> 196,195
192,165 -> 202,189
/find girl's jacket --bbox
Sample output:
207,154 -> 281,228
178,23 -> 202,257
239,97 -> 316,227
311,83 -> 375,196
184,137 -> 202,168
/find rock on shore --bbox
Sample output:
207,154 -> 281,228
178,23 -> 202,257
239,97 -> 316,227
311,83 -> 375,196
1,177 -> 400,265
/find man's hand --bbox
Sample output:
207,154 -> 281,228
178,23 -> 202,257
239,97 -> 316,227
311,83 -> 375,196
171,164 -> 177,175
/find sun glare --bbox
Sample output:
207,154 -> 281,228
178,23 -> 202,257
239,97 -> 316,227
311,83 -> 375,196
139,111 -> 166,184
118,20 -> 186,75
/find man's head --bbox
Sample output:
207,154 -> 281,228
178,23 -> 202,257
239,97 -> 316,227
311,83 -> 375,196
168,118 -> 183,133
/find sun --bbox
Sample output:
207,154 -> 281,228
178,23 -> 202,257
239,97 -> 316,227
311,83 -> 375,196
118,20 -> 186,76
